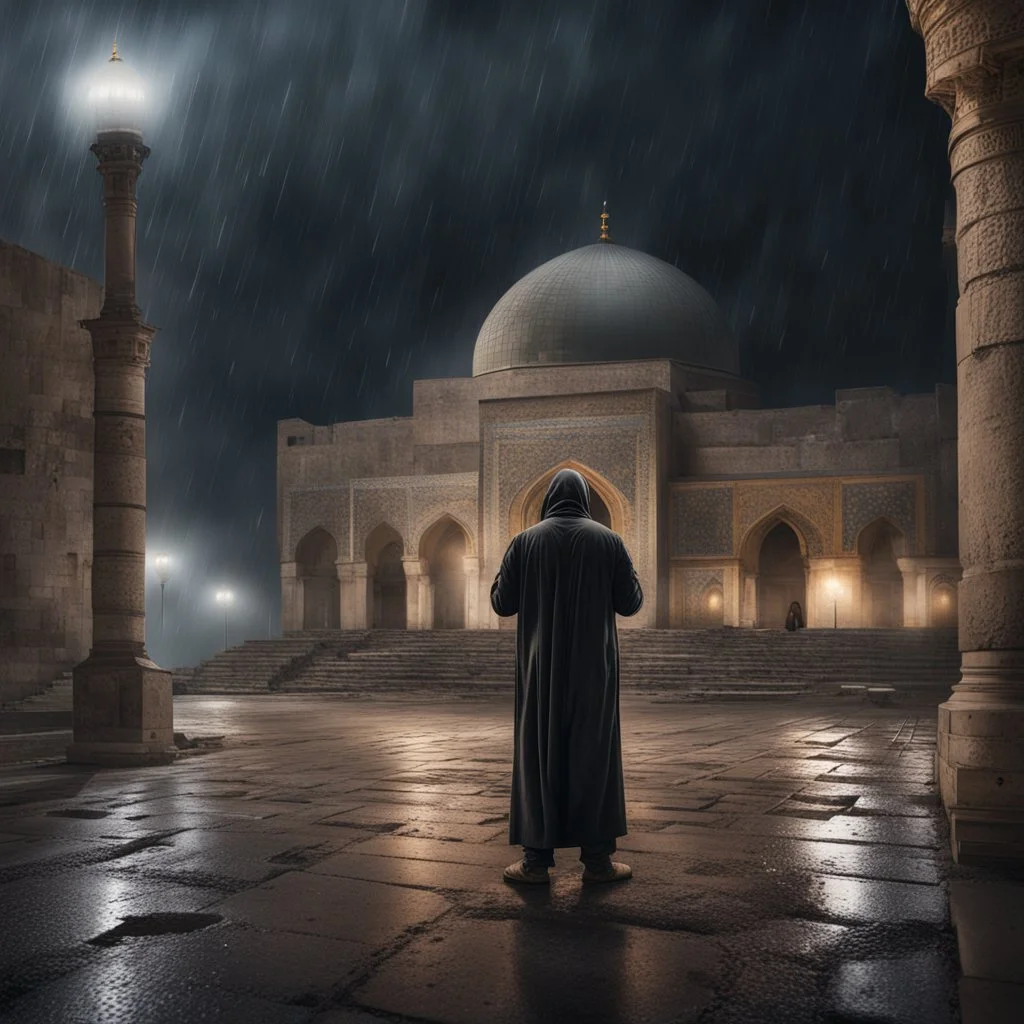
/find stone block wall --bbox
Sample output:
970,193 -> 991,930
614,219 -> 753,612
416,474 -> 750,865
0,241 -> 100,701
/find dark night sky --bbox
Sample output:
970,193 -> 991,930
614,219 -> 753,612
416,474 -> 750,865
0,0 -> 953,667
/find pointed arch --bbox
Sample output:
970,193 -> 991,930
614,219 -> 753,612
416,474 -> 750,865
739,505 -> 824,570
364,521 -> 404,563
854,516 -> 908,559
295,526 -> 339,567
418,514 -> 473,629
364,522 -> 406,629
857,517 -> 905,627
294,527 -> 340,630
508,459 -> 631,536
417,512 -> 475,560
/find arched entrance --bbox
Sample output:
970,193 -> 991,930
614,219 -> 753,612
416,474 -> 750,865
757,523 -> 806,629
420,516 -> 471,629
858,520 -> 904,628
511,461 -> 627,535
366,523 -> 407,629
295,528 -> 340,630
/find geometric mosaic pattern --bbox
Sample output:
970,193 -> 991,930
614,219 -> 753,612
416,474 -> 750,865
841,480 -> 917,553
672,488 -> 733,556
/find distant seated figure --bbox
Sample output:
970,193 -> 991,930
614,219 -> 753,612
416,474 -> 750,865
490,468 -> 644,886
785,601 -> 805,631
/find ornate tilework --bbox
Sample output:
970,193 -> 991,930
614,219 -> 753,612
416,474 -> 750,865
736,483 -> 834,557
671,488 -> 733,556
841,480 -> 918,552
288,490 -> 348,562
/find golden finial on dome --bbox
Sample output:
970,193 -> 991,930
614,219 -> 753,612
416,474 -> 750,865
110,36 -> 121,62
599,200 -> 611,242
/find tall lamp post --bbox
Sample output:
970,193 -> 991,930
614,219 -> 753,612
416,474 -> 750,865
826,577 -> 840,630
68,41 -> 175,766
215,589 -> 235,651
153,554 -> 171,636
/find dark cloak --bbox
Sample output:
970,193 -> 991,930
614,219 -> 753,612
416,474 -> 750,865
490,468 -> 644,848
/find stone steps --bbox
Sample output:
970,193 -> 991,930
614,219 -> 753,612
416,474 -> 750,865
1,672 -> 73,712
168,627 -> 961,698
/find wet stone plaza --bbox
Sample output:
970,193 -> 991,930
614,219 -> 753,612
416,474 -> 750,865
0,694 -> 1021,1024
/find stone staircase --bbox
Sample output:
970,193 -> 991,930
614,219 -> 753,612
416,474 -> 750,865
0,671 -> 73,712
177,627 -> 961,699
173,634 -> 372,695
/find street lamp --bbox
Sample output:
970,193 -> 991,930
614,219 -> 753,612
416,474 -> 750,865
153,554 -> 171,636
825,577 -> 841,629
68,41 -> 175,766
215,589 -> 235,650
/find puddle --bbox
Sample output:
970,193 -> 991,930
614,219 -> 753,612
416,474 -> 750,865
88,913 -> 223,947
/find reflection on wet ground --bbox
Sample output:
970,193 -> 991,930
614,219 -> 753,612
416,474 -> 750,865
0,694 -> 997,1022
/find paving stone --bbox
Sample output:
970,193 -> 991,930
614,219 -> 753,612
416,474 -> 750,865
0,969 -> 311,1024
726,812 -> 939,848
829,951 -> 958,1024
813,875 -> 948,924
352,918 -> 720,1024
0,696 -> 997,1024
345,833 -> 515,867
309,850 -> 506,892
215,870 -> 451,945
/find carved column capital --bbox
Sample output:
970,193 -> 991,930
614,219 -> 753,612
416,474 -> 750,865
907,0 -> 1024,114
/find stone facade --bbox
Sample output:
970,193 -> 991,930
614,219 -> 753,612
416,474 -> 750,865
0,242 -> 100,702
279,364 -> 959,635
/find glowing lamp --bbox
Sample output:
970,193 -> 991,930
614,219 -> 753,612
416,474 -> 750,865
153,553 -> 171,584
215,589 -> 235,606
87,40 -> 146,135
707,591 -> 722,611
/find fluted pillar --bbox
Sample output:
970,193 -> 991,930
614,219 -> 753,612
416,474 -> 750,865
68,130 -> 174,766
908,0 -> 1024,861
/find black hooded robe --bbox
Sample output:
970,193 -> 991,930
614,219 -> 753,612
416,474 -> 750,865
490,468 -> 644,849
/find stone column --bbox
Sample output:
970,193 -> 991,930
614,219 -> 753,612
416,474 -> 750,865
740,573 -> 758,628
463,555 -> 480,628
897,558 -> 923,627
402,557 -> 429,630
68,131 -> 174,767
339,561 -> 368,629
280,561 -> 301,632
908,0 -> 1024,861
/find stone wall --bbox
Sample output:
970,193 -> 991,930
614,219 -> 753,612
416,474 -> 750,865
0,241 -> 100,701
672,385 -> 957,557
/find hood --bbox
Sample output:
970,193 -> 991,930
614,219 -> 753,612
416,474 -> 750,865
540,469 -> 592,519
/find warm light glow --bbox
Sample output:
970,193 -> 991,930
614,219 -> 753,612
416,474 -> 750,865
825,576 -> 841,597
153,553 -> 171,584
215,589 -> 235,606
707,591 -> 722,611
938,592 -> 951,607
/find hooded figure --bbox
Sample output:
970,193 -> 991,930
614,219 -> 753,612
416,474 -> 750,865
490,468 -> 644,885
785,601 -> 805,631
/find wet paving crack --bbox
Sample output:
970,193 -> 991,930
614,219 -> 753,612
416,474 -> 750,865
45,808 -> 110,819
87,912 -> 224,947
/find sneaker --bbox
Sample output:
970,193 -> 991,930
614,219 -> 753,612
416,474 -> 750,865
503,860 -> 551,885
582,861 -> 633,884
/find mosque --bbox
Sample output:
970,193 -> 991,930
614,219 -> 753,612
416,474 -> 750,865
277,207 -> 960,634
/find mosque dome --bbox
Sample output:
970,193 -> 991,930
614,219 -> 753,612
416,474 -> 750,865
471,216 -> 738,377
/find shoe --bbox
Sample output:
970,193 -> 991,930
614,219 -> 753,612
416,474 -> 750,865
582,861 -> 633,884
503,860 -> 551,885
